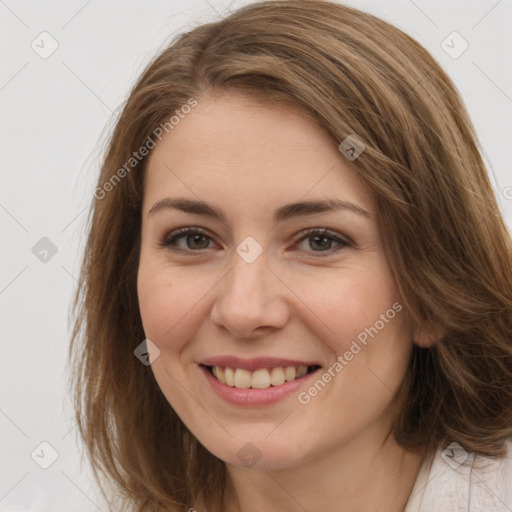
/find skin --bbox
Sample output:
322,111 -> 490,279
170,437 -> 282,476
137,91 -> 427,512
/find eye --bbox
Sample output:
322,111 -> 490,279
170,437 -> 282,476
293,228 -> 351,256
159,226 -> 351,256
160,227 -> 216,252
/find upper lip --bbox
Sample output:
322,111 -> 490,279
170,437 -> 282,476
199,356 -> 321,371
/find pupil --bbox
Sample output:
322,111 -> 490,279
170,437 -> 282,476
185,234 -> 333,251
188,234 -> 208,249
311,236 -> 331,251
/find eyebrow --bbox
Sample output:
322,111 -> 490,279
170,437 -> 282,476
148,197 -> 371,222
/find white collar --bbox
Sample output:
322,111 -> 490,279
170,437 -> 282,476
405,437 -> 512,511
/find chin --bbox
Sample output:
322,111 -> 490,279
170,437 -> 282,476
199,431 -> 311,471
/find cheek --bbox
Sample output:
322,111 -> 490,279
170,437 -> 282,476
328,274 -> 413,396
284,263 -> 403,349
137,262 -> 173,341
136,260 -> 214,351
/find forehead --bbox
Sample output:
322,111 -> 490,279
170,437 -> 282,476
143,92 -> 373,216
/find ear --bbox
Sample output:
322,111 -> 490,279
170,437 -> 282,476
413,324 -> 445,348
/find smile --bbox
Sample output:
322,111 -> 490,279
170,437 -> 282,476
207,364 -> 320,389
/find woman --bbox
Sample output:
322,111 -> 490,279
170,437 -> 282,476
69,1 -> 512,511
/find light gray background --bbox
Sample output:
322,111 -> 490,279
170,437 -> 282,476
1,0 -> 511,510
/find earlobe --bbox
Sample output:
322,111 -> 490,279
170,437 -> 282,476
413,325 -> 444,348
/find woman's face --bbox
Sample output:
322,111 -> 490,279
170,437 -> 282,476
137,91 -> 416,470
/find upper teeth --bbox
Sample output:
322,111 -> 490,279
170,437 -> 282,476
212,365 -> 309,389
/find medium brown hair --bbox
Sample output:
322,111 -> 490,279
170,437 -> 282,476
69,1 -> 512,510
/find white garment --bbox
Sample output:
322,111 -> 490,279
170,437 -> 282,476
405,437 -> 512,511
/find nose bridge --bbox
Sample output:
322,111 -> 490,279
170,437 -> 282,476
224,248 -> 270,309
210,245 -> 289,337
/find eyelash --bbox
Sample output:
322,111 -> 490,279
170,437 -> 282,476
159,227 -> 351,257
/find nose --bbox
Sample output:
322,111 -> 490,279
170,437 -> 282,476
209,249 -> 290,339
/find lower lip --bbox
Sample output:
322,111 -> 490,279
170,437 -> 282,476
199,365 -> 321,406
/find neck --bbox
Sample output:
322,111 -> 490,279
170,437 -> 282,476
223,431 -> 427,512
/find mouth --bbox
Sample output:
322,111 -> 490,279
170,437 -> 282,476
200,364 -> 322,389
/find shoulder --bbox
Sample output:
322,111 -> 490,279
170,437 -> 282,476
407,437 -> 512,512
